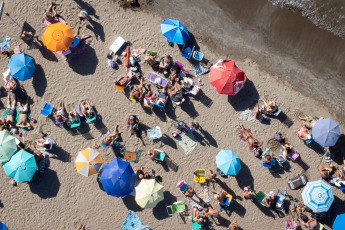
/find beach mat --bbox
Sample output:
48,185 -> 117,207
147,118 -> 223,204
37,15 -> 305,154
176,132 -> 198,155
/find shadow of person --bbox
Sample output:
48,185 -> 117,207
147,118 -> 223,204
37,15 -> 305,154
304,140 -> 325,155
73,0 -> 99,19
152,191 -> 177,220
227,79 -> 259,111
122,194 -> 144,212
68,46 -> 98,75
252,199 -> 276,219
180,97 -> 199,118
32,64 -> 47,97
193,126 -> 218,148
86,19 -> 105,42
50,144 -> 71,162
161,134 -> 178,149
28,169 -> 61,199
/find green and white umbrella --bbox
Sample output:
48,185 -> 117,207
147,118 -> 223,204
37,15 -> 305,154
0,130 -> 17,163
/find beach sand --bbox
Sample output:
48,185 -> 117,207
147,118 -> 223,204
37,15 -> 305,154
0,0 -> 344,229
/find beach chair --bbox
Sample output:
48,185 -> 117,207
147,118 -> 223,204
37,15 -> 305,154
192,51 -> 204,62
262,158 -> 276,168
68,115 -> 81,129
174,61 -> 189,74
176,180 -> 191,195
191,220 -> 202,230
148,72 -> 168,88
255,191 -> 267,206
275,190 -> 286,211
53,112 -> 66,125
114,76 -> 133,93
78,104 -> 97,123
40,103 -> 54,117
109,36 -> 126,55
194,169 -> 206,184
147,126 -> 163,141
181,44 -> 194,59
166,201 -> 187,216
221,191 -> 233,207
144,98 -> 154,108
148,148 -> 166,163
184,85 -> 200,96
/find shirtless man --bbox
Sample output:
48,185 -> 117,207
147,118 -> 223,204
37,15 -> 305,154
130,78 -> 145,101
237,123 -> 262,150
318,164 -> 335,179
16,97 -> 31,129
205,206 -> 219,218
242,186 -> 254,199
263,100 -> 278,113
103,125 -> 122,146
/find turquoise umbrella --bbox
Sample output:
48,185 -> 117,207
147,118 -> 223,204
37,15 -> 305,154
216,150 -> 241,175
333,213 -> 345,230
8,52 -> 36,81
0,130 -> 17,163
3,149 -> 37,183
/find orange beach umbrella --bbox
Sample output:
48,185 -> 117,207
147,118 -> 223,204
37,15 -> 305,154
42,22 -> 74,52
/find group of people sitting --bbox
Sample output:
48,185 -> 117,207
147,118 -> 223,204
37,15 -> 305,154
54,100 -> 95,124
318,159 -> 345,189
294,115 -> 319,142
252,99 -> 280,123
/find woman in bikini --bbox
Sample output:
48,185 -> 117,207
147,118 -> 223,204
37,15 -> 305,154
130,78 -> 145,101
68,108 -> 79,123
103,125 -> 122,146
318,164 -> 335,180
16,97 -> 31,129
294,124 -> 312,141
299,115 -> 318,129
54,102 -> 68,122
127,115 -> 139,137
80,100 -> 94,118
237,123 -> 262,150
5,95 -> 16,129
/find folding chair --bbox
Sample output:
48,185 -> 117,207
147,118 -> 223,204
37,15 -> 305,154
181,44 -> 195,59
40,103 -> 54,117
166,201 -> 186,216
255,191 -> 267,206
194,169 -> 206,184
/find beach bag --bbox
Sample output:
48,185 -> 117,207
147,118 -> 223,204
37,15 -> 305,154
288,174 -> 308,190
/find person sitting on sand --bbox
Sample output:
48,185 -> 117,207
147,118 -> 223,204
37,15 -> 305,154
35,138 -> 53,151
21,30 -> 38,41
4,78 -> 17,92
144,91 -> 155,107
262,100 -> 278,114
264,192 -> 276,208
80,100 -> 95,118
43,2 -> 58,23
237,123 -> 262,150
282,143 -> 294,158
298,215 -> 318,230
5,95 -> 16,129
103,125 -> 122,146
78,9 -> 89,23
130,78 -> 145,101
329,167 -> 345,188
72,26 -> 91,47
211,189 -> 227,205
168,85 -> 184,103
169,66 -> 180,85
54,102 -> 68,122
294,124 -> 312,141
319,164 -> 336,180
243,186 -> 254,199
154,88 -> 167,106
0,118 -> 6,130
159,54 -> 173,75
253,104 -> 268,122
127,115 -> 139,137
299,115 -> 318,129
1,49 -> 14,59
193,208 -> 207,224
263,151 -> 274,164
207,169 -> 216,180
136,167 -> 151,180
227,221 -> 239,230
16,97 -> 31,129
144,54 -> 159,69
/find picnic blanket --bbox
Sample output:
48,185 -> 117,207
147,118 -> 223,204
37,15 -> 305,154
239,109 -> 256,122
0,36 -> 10,52
1,106 -> 30,125
176,132 -> 198,155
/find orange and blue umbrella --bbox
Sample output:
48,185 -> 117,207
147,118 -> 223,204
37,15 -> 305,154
8,53 -> 36,81
99,158 -> 136,198
161,18 -> 189,44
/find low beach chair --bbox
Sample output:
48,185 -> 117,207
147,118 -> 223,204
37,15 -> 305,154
68,115 -> 81,129
174,61 -> 189,74
78,104 -> 97,123
184,85 -> 200,96
192,51 -> 204,62
148,148 -> 166,163
166,201 -> 187,216
181,44 -> 194,59
53,112 -> 66,125
194,169 -> 206,184
262,158 -> 276,168
148,72 -> 168,88
36,138 -> 54,151
255,191 -> 267,206
176,180 -> 191,195
153,91 -> 168,109
40,103 -> 54,117
191,220 -> 202,230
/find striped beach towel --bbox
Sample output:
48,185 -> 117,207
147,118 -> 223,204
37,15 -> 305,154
193,65 -> 209,77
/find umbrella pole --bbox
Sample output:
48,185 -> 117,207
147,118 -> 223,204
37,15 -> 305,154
4,11 -> 22,29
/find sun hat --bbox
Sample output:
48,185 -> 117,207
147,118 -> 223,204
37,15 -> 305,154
269,191 -> 276,197
78,9 -> 88,19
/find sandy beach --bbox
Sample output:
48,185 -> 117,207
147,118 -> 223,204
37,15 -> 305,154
0,0 -> 344,229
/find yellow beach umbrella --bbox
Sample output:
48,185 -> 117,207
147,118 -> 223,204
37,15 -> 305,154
75,148 -> 103,177
135,179 -> 164,208
42,22 -> 74,51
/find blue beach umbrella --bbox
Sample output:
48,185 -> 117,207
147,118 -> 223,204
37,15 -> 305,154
312,118 -> 340,147
216,150 -> 241,175
100,158 -> 136,198
301,180 -> 334,213
8,52 -> 36,81
161,18 -> 189,44
3,149 -> 38,183
333,213 -> 345,230
0,222 -> 8,230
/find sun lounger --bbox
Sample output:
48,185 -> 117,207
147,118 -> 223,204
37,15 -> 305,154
68,115 -> 81,129
181,44 -> 194,59
148,73 -> 168,88
149,148 -> 166,162
166,201 -> 186,216
109,36 -> 126,55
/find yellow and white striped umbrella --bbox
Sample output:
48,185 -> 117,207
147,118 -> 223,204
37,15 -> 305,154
75,148 -> 103,177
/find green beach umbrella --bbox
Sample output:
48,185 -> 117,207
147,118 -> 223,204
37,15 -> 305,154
3,149 -> 37,183
0,130 -> 17,163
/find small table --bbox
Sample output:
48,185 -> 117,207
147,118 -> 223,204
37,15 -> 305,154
124,152 -> 136,161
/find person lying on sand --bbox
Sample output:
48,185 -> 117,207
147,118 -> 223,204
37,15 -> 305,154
127,115 -> 139,137
103,125 -> 122,146
43,2 -> 58,23
253,104 -> 268,122
262,100 -> 278,114
154,88 -> 167,106
116,71 -> 135,87
207,169 -> 216,180
136,167 -> 151,180
294,124 -> 312,141
299,115 -> 318,129
205,206 -> 219,218
54,102 -> 68,122
130,78 -> 145,101
6,95 -> 16,129
318,164 -> 336,180
227,221 -> 239,230
242,186 -> 254,199
35,138 -> 52,150
16,97 -> 31,129
21,30 -> 38,41
237,123 -> 262,150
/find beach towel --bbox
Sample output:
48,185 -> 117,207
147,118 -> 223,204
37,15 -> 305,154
1,106 -> 31,124
239,129 -> 262,150
193,65 -> 209,77
198,187 -> 211,203
132,48 -> 146,57
121,210 -> 143,230
239,109 -> 256,122
176,132 -> 198,155
0,36 -> 10,52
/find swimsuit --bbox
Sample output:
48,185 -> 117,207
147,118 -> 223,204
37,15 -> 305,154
19,105 -> 28,114
6,108 -> 14,116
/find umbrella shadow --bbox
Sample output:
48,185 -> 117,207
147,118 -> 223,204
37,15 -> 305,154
32,64 -> 47,97
322,196 -> 345,229
122,194 -> 144,212
227,79 -> 259,111
152,191 -> 177,220
252,199 -> 276,219
28,168 -> 61,199
329,134 -> 345,165
177,31 -> 202,66
235,160 -> 254,190
68,46 -> 98,75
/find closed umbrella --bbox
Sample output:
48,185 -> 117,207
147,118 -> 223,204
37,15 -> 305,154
210,59 -> 246,96
216,149 -> 241,175
75,148 -> 103,177
301,180 -> 334,213
99,158 -> 136,198
0,130 -> 17,163
3,149 -> 37,183
135,179 -> 164,208
312,118 -> 340,147
42,22 -> 74,51
333,213 -> 345,230
161,18 -> 189,44
8,53 -> 36,81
